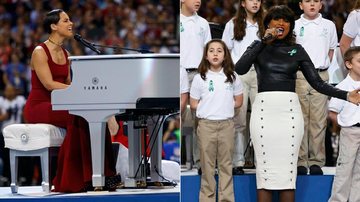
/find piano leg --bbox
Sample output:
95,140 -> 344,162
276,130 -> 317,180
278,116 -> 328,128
125,121 -> 143,187
65,109 -> 123,190
88,121 -> 106,189
148,115 -> 163,182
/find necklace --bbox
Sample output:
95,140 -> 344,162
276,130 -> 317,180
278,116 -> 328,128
48,38 -> 63,46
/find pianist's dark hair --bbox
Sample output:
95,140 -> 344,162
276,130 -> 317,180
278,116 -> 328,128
44,9 -> 64,34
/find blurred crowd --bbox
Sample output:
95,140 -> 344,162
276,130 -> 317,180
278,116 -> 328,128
0,0 -> 180,97
198,0 -> 355,40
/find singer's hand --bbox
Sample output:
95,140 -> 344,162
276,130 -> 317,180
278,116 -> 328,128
348,89 -> 360,106
262,28 -> 278,44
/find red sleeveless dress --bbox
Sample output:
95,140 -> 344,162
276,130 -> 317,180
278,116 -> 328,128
24,43 -> 116,192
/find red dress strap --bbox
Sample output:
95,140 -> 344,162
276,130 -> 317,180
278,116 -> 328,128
62,47 -> 69,65
38,43 -> 69,66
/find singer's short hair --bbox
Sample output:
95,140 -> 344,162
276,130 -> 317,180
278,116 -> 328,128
263,5 -> 296,45
44,9 -> 64,34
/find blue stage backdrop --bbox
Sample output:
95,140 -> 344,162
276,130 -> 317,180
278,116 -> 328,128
181,174 -> 334,202
0,193 -> 179,202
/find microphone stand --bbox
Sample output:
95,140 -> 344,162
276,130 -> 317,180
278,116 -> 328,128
92,44 -> 154,54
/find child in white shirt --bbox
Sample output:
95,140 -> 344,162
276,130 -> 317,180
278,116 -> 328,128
294,0 -> 338,175
180,0 -> 212,172
221,0 -> 265,175
339,0 -> 360,55
328,46 -> 360,202
190,39 -> 243,202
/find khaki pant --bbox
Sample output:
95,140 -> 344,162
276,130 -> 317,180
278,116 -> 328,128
198,119 -> 235,202
233,67 -> 257,167
296,70 -> 328,167
329,127 -> 360,202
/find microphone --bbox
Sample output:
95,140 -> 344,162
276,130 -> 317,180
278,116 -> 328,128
74,34 -> 101,55
262,28 -> 281,41
262,33 -> 274,41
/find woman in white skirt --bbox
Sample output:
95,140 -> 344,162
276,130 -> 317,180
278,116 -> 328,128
234,5 -> 360,202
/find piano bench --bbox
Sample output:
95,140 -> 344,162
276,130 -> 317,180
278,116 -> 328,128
2,124 -> 66,193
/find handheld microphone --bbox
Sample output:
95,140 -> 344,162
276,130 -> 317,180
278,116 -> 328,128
74,34 -> 101,55
262,28 -> 281,41
262,33 -> 274,41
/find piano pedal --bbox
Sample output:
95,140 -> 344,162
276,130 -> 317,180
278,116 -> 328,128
146,181 -> 176,188
136,181 -> 147,188
93,186 -> 103,191
116,182 -> 125,189
153,181 -> 163,187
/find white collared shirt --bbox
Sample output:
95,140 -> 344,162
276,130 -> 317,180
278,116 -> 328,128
295,14 -> 338,69
180,67 -> 190,94
180,13 -> 211,69
222,19 -> 260,63
329,74 -> 360,127
190,68 -> 243,120
343,10 -> 360,47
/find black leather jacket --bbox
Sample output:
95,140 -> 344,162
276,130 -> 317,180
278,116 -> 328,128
235,40 -> 347,100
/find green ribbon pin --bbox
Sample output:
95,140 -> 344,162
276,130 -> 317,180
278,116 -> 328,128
288,49 -> 297,56
180,22 -> 184,32
300,26 -> 304,37
209,80 -> 214,92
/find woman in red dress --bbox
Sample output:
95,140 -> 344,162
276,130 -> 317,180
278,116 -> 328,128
24,9 -> 120,193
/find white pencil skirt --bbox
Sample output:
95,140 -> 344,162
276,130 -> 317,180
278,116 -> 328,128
250,92 -> 304,190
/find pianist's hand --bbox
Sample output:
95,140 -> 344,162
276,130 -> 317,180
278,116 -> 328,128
107,116 -> 119,136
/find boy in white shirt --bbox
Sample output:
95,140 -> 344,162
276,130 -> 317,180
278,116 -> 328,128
339,0 -> 360,55
180,0 -> 211,173
294,0 -> 338,175
328,46 -> 360,202
180,0 -> 211,73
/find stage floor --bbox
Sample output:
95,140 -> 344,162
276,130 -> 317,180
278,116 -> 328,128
0,184 -> 180,202
181,167 -> 336,202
